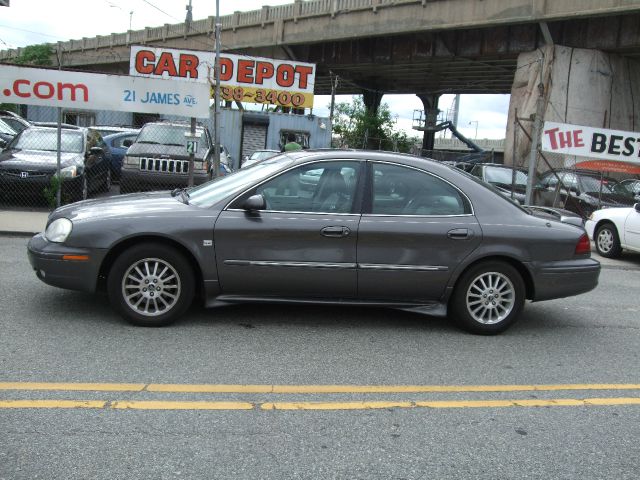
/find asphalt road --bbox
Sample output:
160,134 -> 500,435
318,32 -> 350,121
1,235 -> 639,479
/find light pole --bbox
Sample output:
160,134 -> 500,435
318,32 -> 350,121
468,120 -> 478,139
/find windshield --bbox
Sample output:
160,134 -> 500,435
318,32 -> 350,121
250,150 -> 278,161
188,155 -> 294,208
137,124 -> 207,148
484,166 -> 528,187
0,119 -> 16,135
11,129 -> 84,153
578,175 -> 618,194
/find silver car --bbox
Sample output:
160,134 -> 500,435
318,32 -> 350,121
27,150 -> 600,334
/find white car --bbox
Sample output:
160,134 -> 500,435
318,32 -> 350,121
586,204 -> 640,258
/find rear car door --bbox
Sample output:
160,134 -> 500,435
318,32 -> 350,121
214,160 -> 363,298
357,161 -> 482,301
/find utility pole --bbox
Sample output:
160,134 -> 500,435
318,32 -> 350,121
56,43 -> 63,208
213,0 -> 221,176
526,55 -> 545,206
329,71 -> 338,124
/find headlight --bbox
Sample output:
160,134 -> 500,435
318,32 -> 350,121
45,218 -> 73,243
59,166 -> 78,178
124,155 -> 138,166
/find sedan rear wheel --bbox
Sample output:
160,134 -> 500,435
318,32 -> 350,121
107,243 -> 195,327
450,261 -> 525,335
595,223 -> 622,258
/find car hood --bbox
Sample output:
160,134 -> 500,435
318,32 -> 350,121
49,191 -> 204,225
0,149 -> 83,169
127,143 -> 206,160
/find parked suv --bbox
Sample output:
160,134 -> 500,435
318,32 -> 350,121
119,122 -> 229,193
539,169 -> 636,218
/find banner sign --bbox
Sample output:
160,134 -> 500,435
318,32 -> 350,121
542,121 -> 640,166
0,64 -> 210,118
129,46 -> 316,109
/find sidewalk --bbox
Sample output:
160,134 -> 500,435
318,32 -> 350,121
0,209 -> 49,235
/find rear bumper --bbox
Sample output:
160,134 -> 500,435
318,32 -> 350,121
529,258 -> 601,301
27,233 -> 107,292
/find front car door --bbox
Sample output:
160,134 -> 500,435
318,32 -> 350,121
357,161 -> 482,302
214,159 -> 362,298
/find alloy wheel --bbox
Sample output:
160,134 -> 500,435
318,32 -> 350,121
121,257 -> 182,317
465,271 -> 516,325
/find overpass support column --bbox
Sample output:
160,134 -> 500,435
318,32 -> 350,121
363,90 -> 383,115
417,94 -> 440,152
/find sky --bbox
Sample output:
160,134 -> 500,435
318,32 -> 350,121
0,0 -> 509,139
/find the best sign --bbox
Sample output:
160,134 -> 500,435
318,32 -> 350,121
542,121 -> 640,165
0,64 -> 210,118
129,46 -> 316,108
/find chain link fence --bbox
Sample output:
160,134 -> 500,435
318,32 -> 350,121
0,109 -> 226,209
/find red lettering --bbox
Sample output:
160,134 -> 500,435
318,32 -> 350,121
295,65 -> 313,89
544,127 -> 560,149
154,52 -> 178,77
276,64 -> 295,88
13,79 -> 31,98
135,50 -> 156,75
219,58 -> 233,81
178,54 -> 199,79
33,81 -> 55,99
58,83 -> 89,102
255,62 -> 274,84
558,131 -> 572,149
237,60 -> 255,84
573,130 -> 584,148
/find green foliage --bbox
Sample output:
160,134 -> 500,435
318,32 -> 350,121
43,175 -> 62,209
10,44 -> 53,66
331,96 -> 418,153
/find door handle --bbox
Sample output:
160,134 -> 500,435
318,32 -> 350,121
321,226 -> 351,238
447,228 -> 471,240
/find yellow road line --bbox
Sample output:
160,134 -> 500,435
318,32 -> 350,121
1,382 -> 640,394
1,397 -> 639,411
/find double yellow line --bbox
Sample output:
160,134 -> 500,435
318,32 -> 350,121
1,382 -> 639,411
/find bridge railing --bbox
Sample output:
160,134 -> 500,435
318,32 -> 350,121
0,0 -> 435,60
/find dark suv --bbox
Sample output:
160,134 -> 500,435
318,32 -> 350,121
539,169 -> 636,218
120,122 -> 222,193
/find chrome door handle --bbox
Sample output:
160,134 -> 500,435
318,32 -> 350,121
321,226 -> 351,238
447,228 -> 471,239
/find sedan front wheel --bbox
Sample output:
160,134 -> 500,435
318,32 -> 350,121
595,223 -> 622,258
450,261 -> 525,335
107,243 -> 195,327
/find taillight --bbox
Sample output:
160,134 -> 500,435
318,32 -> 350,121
575,233 -> 591,255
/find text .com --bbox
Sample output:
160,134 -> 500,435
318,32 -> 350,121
2,79 -> 89,102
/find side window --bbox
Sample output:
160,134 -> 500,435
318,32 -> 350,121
371,163 -> 469,216
234,161 -> 360,213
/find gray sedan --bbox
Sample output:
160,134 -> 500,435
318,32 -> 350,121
27,150 -> 600,334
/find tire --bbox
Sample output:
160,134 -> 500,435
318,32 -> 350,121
595,222 -> 622,258
101,168 -> 112,193
69,175 -> 88,202
107,243 -> 195,327
449,261 -> 525,335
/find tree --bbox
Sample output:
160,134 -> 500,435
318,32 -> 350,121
331,96 -> 417,153
9,44 -> 53,66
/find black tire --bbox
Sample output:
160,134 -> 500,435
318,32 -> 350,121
594,222 -> 622,258
101,168 -> 112,193
107,243 -> 195,327
69,175 -> 88,203
449,261 -> 525,335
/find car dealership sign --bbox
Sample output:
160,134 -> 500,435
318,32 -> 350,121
129,46 -> 316,108
542,122 -> 640,173
0,64 -> 210,118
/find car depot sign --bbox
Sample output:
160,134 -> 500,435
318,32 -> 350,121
542,122 -> 640,174
0,64 -> 210,118
129,46 -> 316,109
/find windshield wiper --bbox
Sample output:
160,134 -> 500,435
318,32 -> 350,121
162,143 -> 184,147
137,140 -> 160,144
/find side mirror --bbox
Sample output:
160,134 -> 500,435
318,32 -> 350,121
243,194 -> 266,211
89,146 -> 103,155
635,203 -> 640,213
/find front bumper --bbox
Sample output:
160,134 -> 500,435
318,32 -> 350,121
530,258 -> 601,301
27,233 -> 107,292
120,167 -> 210,192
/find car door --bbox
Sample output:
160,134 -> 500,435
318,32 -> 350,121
214,160 -> 363,298
357,161 -> 482,302
624,205 -> 640,249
